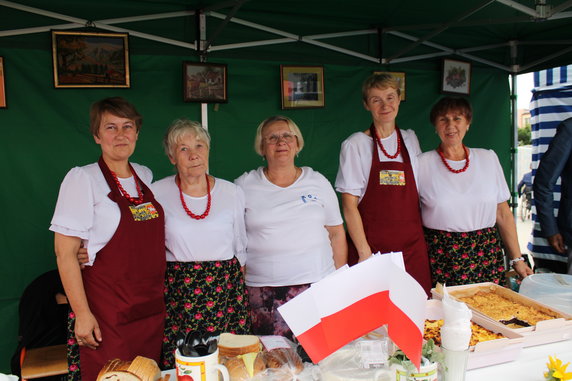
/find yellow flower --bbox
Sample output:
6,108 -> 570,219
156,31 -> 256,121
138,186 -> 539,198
545,356 -> 572,381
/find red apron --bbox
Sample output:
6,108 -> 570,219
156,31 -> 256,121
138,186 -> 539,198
79,157 -> 166,380
347,126 -> 432,295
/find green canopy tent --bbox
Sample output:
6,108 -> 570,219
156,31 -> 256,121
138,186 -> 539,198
1,0 -> 572,371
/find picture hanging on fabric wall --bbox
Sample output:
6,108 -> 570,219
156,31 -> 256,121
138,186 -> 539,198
280,65 -> 325,109
0,57 -> 6,108
441,59 -> 471,95
183,62 -> 228,103
373,71 -> 406,101
51,31 -> 130,88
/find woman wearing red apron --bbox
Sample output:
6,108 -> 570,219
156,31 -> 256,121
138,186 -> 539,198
50,97 -> 165,380
335,74 -> 432,295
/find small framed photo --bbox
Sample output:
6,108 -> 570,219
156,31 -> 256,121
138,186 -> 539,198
442,59 -> 471,95
0,57 -> 6,108
51,31 -> 130,88
183,62 -> 228,103
373,71 -> 406,101
280,65 -> 325,109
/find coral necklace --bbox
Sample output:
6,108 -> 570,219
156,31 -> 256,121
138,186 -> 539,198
437,145 -> 470,173
110,170 -> 144,205
374,127 -> 401,159
177,174 -> 211,220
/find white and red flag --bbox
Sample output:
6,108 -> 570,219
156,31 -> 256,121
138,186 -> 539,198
277,252 -> 427,368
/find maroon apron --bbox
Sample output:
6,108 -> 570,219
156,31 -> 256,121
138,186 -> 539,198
347,126 -> 432,295
79,157 -> 166,380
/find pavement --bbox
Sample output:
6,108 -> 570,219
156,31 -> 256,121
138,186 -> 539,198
516,205 -> 534,264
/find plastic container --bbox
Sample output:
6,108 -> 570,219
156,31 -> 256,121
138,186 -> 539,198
519,273 -> 572,315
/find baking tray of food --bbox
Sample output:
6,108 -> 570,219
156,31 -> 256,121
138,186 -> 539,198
431,282 -> 572,347
425,299 -> 524,369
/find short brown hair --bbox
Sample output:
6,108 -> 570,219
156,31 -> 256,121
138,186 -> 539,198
90,97 -> 142,137
429,97 -> 473,125
362,74 -> 401,102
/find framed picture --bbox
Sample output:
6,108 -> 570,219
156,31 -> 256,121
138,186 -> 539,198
183,62 -> 228,103
0,57 -> 6,108
280,65 -> 325,109
442,59 -> 471,95
373,71 -> 406,101
51,31 -> 130,88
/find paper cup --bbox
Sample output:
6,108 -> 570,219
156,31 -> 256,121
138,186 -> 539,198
175,348 -> 229,381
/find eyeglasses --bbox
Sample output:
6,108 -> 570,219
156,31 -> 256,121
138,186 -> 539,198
263,132 -> 297,144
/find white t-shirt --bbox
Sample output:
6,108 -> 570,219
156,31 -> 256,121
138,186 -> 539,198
235,166 -> 343,287
417,148 -> 510,232
151,175 -> 247,265
50,162 -> 153,266
335,129 -> 422,199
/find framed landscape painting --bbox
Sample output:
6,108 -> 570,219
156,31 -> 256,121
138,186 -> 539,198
52,31 -> 130,88
183,62 -> 228,103
280,65 -> 325,109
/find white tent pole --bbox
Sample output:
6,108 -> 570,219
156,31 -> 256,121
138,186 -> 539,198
209,38 -> 294,51
495,0 -> 538,17
199,11 -> 209,135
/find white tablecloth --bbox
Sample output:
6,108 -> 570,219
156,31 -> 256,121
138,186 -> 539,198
465,339 -> 572,380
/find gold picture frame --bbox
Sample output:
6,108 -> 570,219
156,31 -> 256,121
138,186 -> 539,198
183,62 -> 228,103
52,31 -> 130,88
280,65 -> 325,109
373,71 -> 406,101
0,57 -> 6,108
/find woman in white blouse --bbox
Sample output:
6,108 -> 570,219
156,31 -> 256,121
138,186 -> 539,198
336,74 -> 432,295
235,115 -> 347,340
152,119 -> 250,368
51,97 -> 166,380
418,97 -> 532,286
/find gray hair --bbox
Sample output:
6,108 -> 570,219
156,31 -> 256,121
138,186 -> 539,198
163,119 -> 211,158
253,115 -> 304,157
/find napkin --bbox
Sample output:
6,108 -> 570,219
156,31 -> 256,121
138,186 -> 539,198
440,285 -> 472,351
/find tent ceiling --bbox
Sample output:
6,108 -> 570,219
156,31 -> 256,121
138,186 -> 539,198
1,0 -> 572,73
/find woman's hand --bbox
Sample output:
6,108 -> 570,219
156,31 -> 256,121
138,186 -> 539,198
77,247 -> 89,269
75,310 -> 102,350
512,259 -> 533,279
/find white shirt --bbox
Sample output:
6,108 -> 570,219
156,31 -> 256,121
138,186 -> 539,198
235,166 -> 343,287
151,175 -> 247,265
417,148 -> 510,232
50,162 -> 153,266
335,129 -> 422,199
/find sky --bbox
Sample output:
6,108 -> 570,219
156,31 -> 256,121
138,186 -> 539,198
517,72 -> 534,109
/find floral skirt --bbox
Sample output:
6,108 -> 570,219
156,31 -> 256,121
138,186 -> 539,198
424,227 -> 506,286
66,310 -> 80,381
161,258 -> 251,369
247,284 -> 310,342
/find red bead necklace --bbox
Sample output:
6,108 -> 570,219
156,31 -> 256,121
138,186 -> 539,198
110,170 -> 144,205
437,145 -> 470,173
177,174 -> 211,220
374,128 -> 401,159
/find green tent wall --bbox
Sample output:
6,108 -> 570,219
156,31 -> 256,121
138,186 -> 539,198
0,39 -> 511,371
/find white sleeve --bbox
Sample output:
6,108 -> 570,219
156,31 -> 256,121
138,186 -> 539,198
320,175 -> 344,226
335,137 -> 368,197
491,150 -> 511,203
233,185 -> 248,266
50,167 -> 94,239
404,129 -> 422,157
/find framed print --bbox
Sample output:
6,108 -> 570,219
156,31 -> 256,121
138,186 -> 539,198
373,71 -> 406,101
0,57 -> 6,108
52,31 -> 130,88
442,59 -> 471,95
183,62 -> 228,103
281,65 -> 325,109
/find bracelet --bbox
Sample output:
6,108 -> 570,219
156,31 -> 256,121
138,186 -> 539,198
509,257 -> 525,267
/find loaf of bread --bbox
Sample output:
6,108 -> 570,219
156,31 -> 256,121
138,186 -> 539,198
97,356 -> 161,381
218,333 -> 261,357
264,348 -> 303,374
223,352 -> 265,381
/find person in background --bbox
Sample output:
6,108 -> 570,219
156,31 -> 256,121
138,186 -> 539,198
153,119 -> 251,368
335,73 -> 432,295
517,168 -> 533,198
533,117 -> 572,274
417,96 -> 533,285
51,97 -> 165,380
235,115 -> 347,340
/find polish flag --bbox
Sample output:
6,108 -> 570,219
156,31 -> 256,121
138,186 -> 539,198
277,253 -> 427,368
